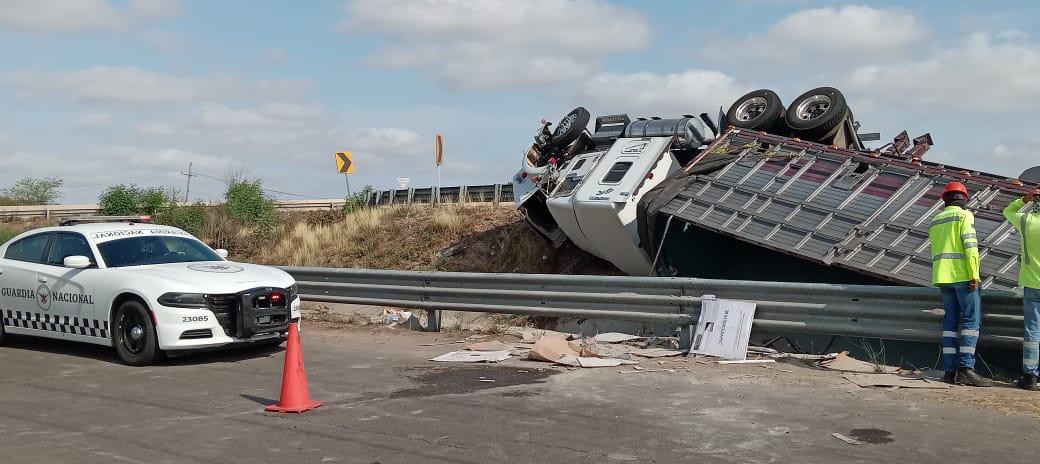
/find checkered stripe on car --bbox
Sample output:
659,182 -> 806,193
2,310 -> 109,338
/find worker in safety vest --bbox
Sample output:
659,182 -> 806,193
1003,187 -> 1040,391
929,181 -> 992,386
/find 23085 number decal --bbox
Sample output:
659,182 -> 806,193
182,315 -> 209,323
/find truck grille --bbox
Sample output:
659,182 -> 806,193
205,294 -> 238,336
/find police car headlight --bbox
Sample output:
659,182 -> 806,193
288,284 -> 299,300
158,292 -> 208,308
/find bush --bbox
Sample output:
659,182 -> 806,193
156,203 -> 206,236
343,185 -> 375,213
98,184 -> 143,215
1,177 -> 63,205
225,180 -> 276,234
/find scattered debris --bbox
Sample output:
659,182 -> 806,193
418,340 -> 466,347
431,350 -> 511,363
506,327 -> 579,342
619,369 -> 676,374
478,379 -> 496,383
831,432 -> 863,446
844,374 -> 949,389
746,345 -> 780,355
465,340 -> 513,352
717,359 -> 775,365
593,332 -> 644,343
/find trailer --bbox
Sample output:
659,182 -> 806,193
513,87 -> 1040,290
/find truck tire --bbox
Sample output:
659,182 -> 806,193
785,87 -> 848,139
551,107 -> 590,148
1020,166 -> 1040,184
727,89 -> 785,132
113,300 -> 164,366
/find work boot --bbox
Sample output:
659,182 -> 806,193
943,372 -> 956,384
956,368 -> 993,387
1016,374 -> 1038,391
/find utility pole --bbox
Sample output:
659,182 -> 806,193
179,162 -> 197,203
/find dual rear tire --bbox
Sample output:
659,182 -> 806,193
727,87 -> 850,142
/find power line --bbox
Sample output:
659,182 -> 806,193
185,170 -> 326,200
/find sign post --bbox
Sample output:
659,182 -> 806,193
336,151 -> 355,197
435,134 -> 444,202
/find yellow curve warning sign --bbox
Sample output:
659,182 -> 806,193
336,151 -> 355,174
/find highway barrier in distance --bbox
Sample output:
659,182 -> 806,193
0,184 -> 516,219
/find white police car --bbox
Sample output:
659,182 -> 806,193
0,216 -> 300,365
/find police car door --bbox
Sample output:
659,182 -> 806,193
0,232 -> 61,340
39,232 -> 104,343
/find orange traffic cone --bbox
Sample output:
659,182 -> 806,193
265,322 -> 323,413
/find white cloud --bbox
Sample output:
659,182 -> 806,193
703,5 -> 925,66
343,0 -> 651,89
138,121 -> 177,136
5,66 -> 311,106
199,103 -> 322,130
844,33 -> 1040,112
581,69 -> 751,117
71,112 -> 113,128
0,0 -> 181,32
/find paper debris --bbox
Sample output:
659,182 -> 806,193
529,335 -> 581,363
818,352 -> 899,374
717,359 -> 775,365
418,340 -> 466,347
465,340 -> 513,352
630,348 -> 684,358
577,357 -> 627,368
593,332 -> 644,343
843,374 -> 950,389
831,433 -> 863,445
691,297 -> 756,360
431,350 -> 511,363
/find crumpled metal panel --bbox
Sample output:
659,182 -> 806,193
659,129 -> 1036,291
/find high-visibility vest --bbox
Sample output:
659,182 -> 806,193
1003,198 -> 1040,289
929,206 -> 981,285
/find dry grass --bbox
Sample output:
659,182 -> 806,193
248,205 -> 545,272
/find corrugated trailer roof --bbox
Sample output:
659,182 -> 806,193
653,129 -> 1038,291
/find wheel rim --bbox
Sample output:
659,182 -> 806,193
554,113 -> 576,137
735,96 -> 768,121
119,311 -> 146,355
795,95 -> 831,121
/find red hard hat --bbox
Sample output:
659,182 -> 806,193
943,181 -> 969,197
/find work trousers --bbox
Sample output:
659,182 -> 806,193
939,282 -> 981,371
1023,287 -> 1040,376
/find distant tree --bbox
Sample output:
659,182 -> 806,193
224,179 -> 275,234
1,177 -> 63,205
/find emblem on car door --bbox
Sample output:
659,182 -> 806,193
37,284 -> 51,310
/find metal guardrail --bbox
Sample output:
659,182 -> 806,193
281,267 -> 1026,350
365,184 -> 513,206
0,184 -> 515,219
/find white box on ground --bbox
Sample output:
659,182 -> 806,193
691,295 -> 756,360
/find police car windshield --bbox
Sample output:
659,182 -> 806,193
97,236 -> 222,268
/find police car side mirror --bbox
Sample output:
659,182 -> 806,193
215,249 -> 229,259
63,256 -> 91,269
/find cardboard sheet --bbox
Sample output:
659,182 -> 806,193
593,332 -> 643,343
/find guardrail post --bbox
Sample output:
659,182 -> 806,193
407,188 -> 414,206
493,184 -> 502,207
433,186 -> 440,205
421,278 -> 440,332
460,185 -> 467,204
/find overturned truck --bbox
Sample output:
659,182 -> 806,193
513,87 -> 1040,291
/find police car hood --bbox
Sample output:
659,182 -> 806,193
116,261 -> 294,292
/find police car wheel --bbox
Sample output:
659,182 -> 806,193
113,300 -> 163,366
0,319 -> 10,345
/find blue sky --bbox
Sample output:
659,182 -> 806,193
2,0 -> 1039,203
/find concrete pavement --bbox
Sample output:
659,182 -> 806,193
0,324 -> 1037,463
